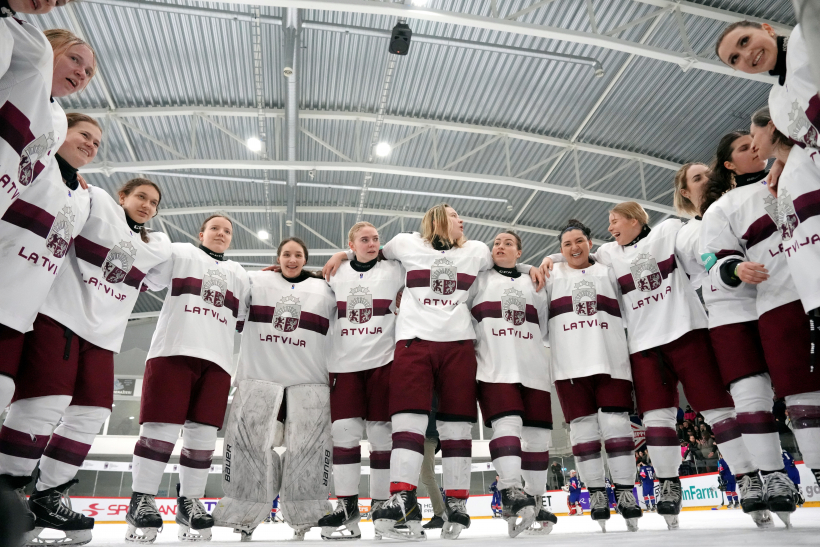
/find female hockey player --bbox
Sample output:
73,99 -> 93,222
0,176 -> 171,546
0,114 -> 98,547
318,222 -> 404,540
127,214 -> 249,544
470,230 -> 557,537
322,204 -> 543,540
565,470 -> 582,516
701,108 -> 820,526
547,219 -> 642,533
540,202 -> 756,531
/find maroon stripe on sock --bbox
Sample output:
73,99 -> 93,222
178,448 -> 213,470
788,405 -> 820,430
0,426 -> 48,459
604,436 -> 635,458
712,418 -> 742,443
133,436 -> 175,463
441,439 -> 472,458
737,411 -> 777,434
521,451 -> 549,471
572,441 -> 602,462
333,446 -> 361,465
369,450 -> 390,469
392,431 -> 424,455
42,434 -> 91,467
489,436 -> 521,460
645,427 -> 679,447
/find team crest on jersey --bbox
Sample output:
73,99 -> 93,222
274,295 -> 301,332
764,191 -> 799,241
788,101 -> 819,147
501,288 -> 526,326
630,253 -> 662,292
347,286 -> 373,324
18,132 -> 56,186
201,269 -> 228,307
572,279 -> 597,316
431,258 -> 457,295
45,205 -> 75,258
102,240 -> 137,284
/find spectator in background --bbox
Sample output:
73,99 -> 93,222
547,462 -> 564,490
677,423 -> 687,442
420,395 -> 445,529
699,435 -> 717,471
684,405 -> 696,423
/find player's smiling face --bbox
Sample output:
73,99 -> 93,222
560,229 -> 592,269
120,185 -> 160,225
52,43 -> 94,98
608,212 -> 641,246
492,233 -> 521,269
57,121 -> 101,169
200,216 -> 233,253
717,23 -> 777,74
349,226 -> 380,263
278,240 -> 307,278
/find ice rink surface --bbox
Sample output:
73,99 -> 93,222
64,507 -> 820,547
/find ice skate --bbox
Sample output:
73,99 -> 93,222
176,494 -> 214,541
319,495 -> 361,540
291,525 -> 312,541
763,472 -> 797,529
523,496 -> 557,535
25,479 -> 93,546
0,474 -> 36,547
442,496 -> 470,540
369,499 -> 387,540
125,492 -> 163,544
588,488 -> 610,533
738,474 -> 773,529
422,515 -> 445,530
371,489 -> 425,541
615,485 -> 642,532
656,478 -> 682,530
500,486 -> 536,538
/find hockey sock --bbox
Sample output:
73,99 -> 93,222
0,395 -> 71,477
570,414 -> 605,488
785,391 -> 820,470
438,420 -> 472,499
521,425 -> 550,497
37,405 -> 110,490
704,408 -> 756,475
331,418 -> 364,498
599,411 -> 635,486
643,408 -> 681,478
389,413 -> 427,491
0,375 -> 14,412
179,421 -> 216,498
489,415 -> 523,491
730,374 -> 783,472
366,420 -> 392,500
132,422 -> 179,496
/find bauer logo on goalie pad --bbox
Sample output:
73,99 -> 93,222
764,191 -> 799,242
274,295 -> 301,332
572,279 -> 597,316
501,288 -> 526,326
630,253 -> 662,293
102,240 -> 137,284
201,269 -> 228,307
46,205 -> 75,258
347,286 -> 373,324
431,257 -> 457,295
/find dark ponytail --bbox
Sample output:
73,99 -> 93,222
700,131 -> 747,216
559,218 -> 592,243
118,178 -> 162,243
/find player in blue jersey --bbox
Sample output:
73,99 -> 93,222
782,450 -> 804,506
718,454 -> 739,509
565,471 -> 583,516
638,463 -> 656,512
605,478 -> 617,509
490,477 -> 502,518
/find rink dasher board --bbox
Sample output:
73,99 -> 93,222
54,464 -> 819,524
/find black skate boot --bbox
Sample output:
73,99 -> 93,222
422,515 -> 445,530
319,495 -> 361,540
27,479 -> 94,546
176,490 -> 214,542
588,488 -> 610,533
442,496 -> 470,540
500,486 -> 536,538
126,492 -> 163,544
656,478 -> 682,530
524,495 -> 557,535
737,473 -> 773,529
371,489 -> 425,541
763,471 -> 797,528
615,484 -> 642,532
0,475 -> 36,547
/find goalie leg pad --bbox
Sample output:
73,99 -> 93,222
212,379 -> 285,532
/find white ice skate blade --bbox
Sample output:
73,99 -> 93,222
624,517 -> 639,532
748,510 -> 774,529
506,506 -> 536,538
773,511 -> 792,529
374,520 -> 426,541
597,520 -> 607,533
291,525 -> 312,541
662,514 -> 679,530
523,521 -> 554,535
25,528 -> 92,546
178,524 -> 213,542
321,522 -> 362,540
441,521 -> 466,540
125,523 -> 161,544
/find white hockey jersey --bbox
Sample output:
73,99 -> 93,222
237,272 -> 335,386
381,233 -> 494,342
699,181 -> 801,316
328,260 -> 404,373
0,17 -> 66,216
546,262 -> 631,383
39,186 -> 171,352
145,243 -> 249,374
0,157 -> 89,333
470,268 -> 551,391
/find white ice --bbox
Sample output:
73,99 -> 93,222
60,507 -> 820,546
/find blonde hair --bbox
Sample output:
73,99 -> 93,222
673,162 -> 707,216
348,221 -> 376,243
45,29 -> 97,80
420,203 -> 466,248
610,202 -> 649,226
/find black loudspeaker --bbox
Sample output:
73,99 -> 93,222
389,23 -> 412,55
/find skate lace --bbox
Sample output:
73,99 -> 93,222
659,480 -> 682,502
332,498 -> 352,518
738,474 -> 763,499
764,472 -> 797,500
184,497 -> 208,519
616,489 -> 638,508
134,494 -> 160,518
589,490 -> 608,509
507,486 -> 529,502
385,491 -> 407,512
447,497 -> 467,513
44,480 -> 81,519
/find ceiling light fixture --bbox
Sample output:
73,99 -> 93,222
375,142 -> 392,157
246,137 -> 263,152
257,229 -> 270,240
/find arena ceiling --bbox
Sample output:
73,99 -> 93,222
27,0 -> 796,316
